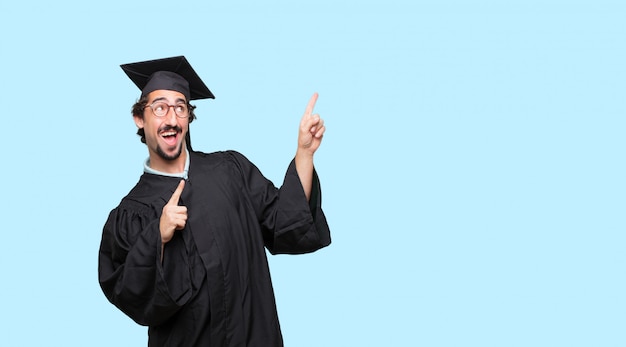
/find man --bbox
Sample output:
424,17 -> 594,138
98,56 -> 331,346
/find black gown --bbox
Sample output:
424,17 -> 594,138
98,150 -> 331,346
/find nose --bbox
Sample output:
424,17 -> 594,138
164,106 -> 178,124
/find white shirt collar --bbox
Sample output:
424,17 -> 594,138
143,148 -> 190,179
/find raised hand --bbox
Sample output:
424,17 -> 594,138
297,92 -> 325,156
295,93 -> 326,201
160,179 -> 187,244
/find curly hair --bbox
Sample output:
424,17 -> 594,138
131,95 -> 197,144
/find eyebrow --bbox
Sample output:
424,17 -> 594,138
149,96 -> 188,104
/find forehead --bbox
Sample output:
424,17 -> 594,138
147,90 -> 187,103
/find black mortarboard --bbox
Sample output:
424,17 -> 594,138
120,56 -> 215,101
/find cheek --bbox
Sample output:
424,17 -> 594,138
144,117 -> 164,132
180,119 -> 190,131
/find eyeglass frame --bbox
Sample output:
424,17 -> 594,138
144,101 -> 192,118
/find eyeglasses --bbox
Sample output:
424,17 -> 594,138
145,101 -> 190,118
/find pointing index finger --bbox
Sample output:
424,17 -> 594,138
304,92 -> 319,117
168,179 -> 185,205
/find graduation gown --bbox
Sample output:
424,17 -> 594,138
98,150 -> 331,346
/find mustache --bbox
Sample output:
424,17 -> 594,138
159,125 -> 182,133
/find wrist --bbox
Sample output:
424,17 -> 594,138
295,148 -> 314,160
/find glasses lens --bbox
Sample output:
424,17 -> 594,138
151,102 -> 168,117
174,104 -> 188,117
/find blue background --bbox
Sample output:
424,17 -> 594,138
1,1 -> 624,346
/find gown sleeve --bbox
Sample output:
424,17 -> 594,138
98,204 -> 193,326
230,151 -> 331,255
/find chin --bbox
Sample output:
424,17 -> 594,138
156,143 -> 184,161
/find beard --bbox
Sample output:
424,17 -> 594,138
156,141 -> 184,161
155,125 -> 184,161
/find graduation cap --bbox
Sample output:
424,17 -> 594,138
121,56 -> 215,101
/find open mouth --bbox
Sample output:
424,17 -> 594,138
160,129 -> 180,146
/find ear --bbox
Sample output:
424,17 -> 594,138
133,114 -> 144,129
